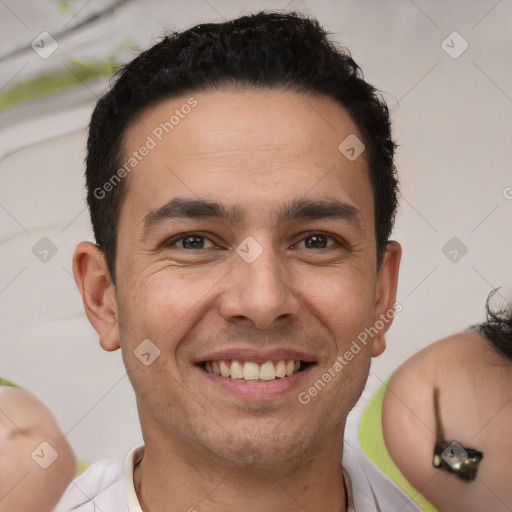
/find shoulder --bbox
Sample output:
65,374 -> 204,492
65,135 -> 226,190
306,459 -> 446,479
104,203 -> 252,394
54,456 -> 127,512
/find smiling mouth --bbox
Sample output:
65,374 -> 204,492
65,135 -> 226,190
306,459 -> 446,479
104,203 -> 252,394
200,360 -> 313,382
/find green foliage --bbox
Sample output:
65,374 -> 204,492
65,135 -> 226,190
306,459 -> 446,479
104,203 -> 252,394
0,36 -> 140,110
0,377 -> 18,387
50,0 -> 77,15
0,57 -> 119,110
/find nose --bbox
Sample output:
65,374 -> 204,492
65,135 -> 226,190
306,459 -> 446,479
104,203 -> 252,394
218,243 -> 302,330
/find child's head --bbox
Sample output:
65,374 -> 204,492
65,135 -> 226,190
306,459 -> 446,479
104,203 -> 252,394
0,386 -> 76,512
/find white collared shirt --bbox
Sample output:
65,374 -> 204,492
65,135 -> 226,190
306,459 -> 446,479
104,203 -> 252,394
55,445 -> 144,512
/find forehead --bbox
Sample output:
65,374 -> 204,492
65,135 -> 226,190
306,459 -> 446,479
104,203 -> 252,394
119,88 -> 374,231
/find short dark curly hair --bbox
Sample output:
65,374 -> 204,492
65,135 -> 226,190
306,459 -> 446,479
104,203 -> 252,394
86,10 -> 399,282
472,289 -> 512,362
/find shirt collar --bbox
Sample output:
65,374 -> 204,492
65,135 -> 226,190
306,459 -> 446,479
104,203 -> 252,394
342,466 -> 356,512
125,445 -> 145,512
125,446 -> 356,512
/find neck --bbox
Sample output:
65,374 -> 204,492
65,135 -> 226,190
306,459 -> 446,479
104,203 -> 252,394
133,429 -> 347,512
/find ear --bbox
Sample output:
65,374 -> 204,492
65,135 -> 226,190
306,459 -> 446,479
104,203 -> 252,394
72,241 -> 120,351
371,241 -> 402,357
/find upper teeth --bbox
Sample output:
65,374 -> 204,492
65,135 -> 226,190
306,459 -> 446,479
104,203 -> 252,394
204,360 -> 302,380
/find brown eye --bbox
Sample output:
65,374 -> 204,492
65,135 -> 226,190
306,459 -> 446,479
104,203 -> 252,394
179,235 -> 205,249
167,233 -> 217,250
296,233 -> 338,250
304,234 -> 328,249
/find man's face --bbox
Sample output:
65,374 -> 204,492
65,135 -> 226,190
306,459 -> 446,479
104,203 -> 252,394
106,88 -> 398,464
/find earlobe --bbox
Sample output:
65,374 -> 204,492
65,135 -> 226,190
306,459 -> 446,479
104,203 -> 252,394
371,241 -> 402,357
72,242 -> 121,352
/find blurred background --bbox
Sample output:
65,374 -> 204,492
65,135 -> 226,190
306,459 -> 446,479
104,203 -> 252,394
1,0 -> 511,466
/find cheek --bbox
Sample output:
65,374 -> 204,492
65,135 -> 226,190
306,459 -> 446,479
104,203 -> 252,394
117,267 -> 220,350
298,266 -> 375,347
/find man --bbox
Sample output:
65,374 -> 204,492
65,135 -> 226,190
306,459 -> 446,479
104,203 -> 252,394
58,11 -> 404,511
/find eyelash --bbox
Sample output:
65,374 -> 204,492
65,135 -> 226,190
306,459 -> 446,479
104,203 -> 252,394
165,231 -> 343,250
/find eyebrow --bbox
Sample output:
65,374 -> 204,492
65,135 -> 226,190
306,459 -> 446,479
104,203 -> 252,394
141,196 -> 363,237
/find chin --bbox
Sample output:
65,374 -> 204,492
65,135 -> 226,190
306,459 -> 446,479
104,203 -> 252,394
212,445 -> 295,466
203,429 -> 310,466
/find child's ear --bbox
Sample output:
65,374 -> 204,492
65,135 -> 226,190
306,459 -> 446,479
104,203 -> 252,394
72,242 -> 120,351
371,241 -> 402,357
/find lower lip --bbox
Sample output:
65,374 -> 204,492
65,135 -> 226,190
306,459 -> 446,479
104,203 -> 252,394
197,365 -> 315,399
